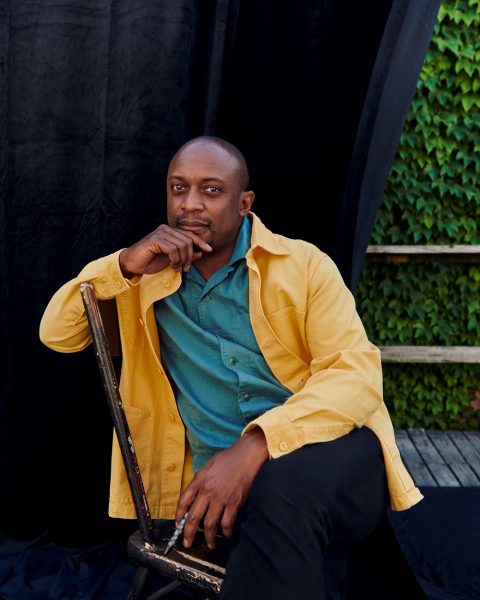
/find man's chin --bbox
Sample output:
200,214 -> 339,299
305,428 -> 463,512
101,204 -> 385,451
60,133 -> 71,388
197,226 -> 215,245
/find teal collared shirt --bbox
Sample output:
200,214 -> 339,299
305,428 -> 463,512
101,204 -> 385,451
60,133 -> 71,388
154,217 -> 291,471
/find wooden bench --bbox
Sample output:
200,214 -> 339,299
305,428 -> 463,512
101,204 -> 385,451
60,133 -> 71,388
366,245 -> 480,488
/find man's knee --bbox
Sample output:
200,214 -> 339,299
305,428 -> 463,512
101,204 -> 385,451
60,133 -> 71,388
246,430 -> 388,546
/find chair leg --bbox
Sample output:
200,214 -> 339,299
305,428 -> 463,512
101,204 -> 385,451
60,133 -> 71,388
146,580 -> 183,599
128,566 -> 151,600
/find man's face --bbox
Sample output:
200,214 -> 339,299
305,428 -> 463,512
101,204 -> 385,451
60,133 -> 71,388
166,142 -> 253,254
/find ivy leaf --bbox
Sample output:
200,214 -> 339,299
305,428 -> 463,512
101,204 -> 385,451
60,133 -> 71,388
461,96 -> 476,111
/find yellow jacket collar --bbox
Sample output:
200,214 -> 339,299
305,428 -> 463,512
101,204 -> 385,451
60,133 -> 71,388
248,212 -> 290,256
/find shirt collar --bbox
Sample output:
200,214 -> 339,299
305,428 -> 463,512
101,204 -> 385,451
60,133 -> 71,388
229,215 -> 251,266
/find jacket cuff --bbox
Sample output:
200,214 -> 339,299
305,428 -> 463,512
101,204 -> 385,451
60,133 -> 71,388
78,250 -> 141,298
243,409 -> 355,459
242,410 -> 305,459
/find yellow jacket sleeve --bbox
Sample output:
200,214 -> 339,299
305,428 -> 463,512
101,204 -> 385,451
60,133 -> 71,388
39,250 -> 134,353
244,254 -> 383,458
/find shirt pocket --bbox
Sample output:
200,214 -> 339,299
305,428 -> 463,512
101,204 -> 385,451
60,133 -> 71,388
265,305 -> 296,321
264,306 -> 307,359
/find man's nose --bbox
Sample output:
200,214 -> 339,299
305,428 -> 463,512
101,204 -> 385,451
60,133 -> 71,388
181,190 -> 204,212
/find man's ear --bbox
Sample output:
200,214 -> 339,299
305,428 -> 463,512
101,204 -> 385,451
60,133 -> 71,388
239,191 -> 255,216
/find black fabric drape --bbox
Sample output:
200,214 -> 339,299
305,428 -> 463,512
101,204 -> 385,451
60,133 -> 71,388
332,0 -> 442,290
0,0 -> 439,540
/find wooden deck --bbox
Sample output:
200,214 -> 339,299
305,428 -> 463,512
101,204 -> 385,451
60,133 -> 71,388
395,429 -> 480,487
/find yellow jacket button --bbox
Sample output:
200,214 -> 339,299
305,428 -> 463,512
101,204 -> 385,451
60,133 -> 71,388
279,441 -> 288,452
163,280 -> 171,288
166,463 -> 176,472
168,414 -> 175,422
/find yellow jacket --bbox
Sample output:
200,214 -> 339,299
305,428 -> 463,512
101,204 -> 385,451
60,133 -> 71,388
40,213 -> 423,518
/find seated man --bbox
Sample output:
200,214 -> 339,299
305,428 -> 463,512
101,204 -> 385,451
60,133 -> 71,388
40,136 -> 422,599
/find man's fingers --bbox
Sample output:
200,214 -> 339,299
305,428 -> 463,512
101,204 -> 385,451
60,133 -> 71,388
182,236 -> 194,271
119,224 -> 213,277
169,230 -> 192,269
158,229 -> 208,271
175,479 -> 209,548
167,248 -> 183,271
221,505 -> 239,539
202,503 -> 223,549
183,498 -> 209,548
180,231 -> 212,253
155,231 -> 188,270
175,484 -> 197,525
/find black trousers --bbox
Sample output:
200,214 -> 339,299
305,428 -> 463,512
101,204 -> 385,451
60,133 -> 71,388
220,427 -> 389,600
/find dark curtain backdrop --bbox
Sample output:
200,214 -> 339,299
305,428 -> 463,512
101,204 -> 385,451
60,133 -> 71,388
0,0 -> 439,541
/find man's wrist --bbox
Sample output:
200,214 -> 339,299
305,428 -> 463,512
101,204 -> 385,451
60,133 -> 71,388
119,249 -> 137,279
242,427 -> 269,462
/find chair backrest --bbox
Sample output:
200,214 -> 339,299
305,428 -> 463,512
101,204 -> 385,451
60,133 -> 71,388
80,282 -> 154,546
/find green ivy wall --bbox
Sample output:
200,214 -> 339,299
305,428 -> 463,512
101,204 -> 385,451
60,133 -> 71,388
355,0 -> 480,429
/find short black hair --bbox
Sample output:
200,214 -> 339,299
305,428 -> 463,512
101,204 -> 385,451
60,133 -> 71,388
177,136 -> 250,191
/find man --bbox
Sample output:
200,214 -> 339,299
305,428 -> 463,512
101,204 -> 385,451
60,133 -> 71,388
40,137 -> 422,599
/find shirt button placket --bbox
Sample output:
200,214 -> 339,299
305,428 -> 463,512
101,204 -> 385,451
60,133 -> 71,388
198,295 -> 209,328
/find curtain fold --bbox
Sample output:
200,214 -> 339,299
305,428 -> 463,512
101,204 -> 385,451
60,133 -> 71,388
332,0 -> 442,290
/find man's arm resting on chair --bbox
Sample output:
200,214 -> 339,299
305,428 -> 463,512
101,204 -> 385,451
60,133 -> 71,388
39,226 -> 212,352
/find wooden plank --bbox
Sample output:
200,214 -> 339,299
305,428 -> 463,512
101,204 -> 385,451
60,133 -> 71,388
367,254 -> 480,264
428,431 -> 479,486
463,431 -> 480,454
408,429 -> 460,486
448,431 -> 480,481
394,430 -> 437,487
379,346 -> 480,364
367,245 -> 480,254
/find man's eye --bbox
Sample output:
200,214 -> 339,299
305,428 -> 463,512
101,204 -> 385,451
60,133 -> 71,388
205,186 -> 221,193
172,184 -> 186,191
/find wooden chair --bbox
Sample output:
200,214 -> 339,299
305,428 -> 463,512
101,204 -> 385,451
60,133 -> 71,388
79,281 -> 426,599
80,282 -> 227,599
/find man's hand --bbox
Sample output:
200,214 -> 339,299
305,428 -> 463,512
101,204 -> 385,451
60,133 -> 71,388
119,224 -> 212,278
176,428 -> 269,549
